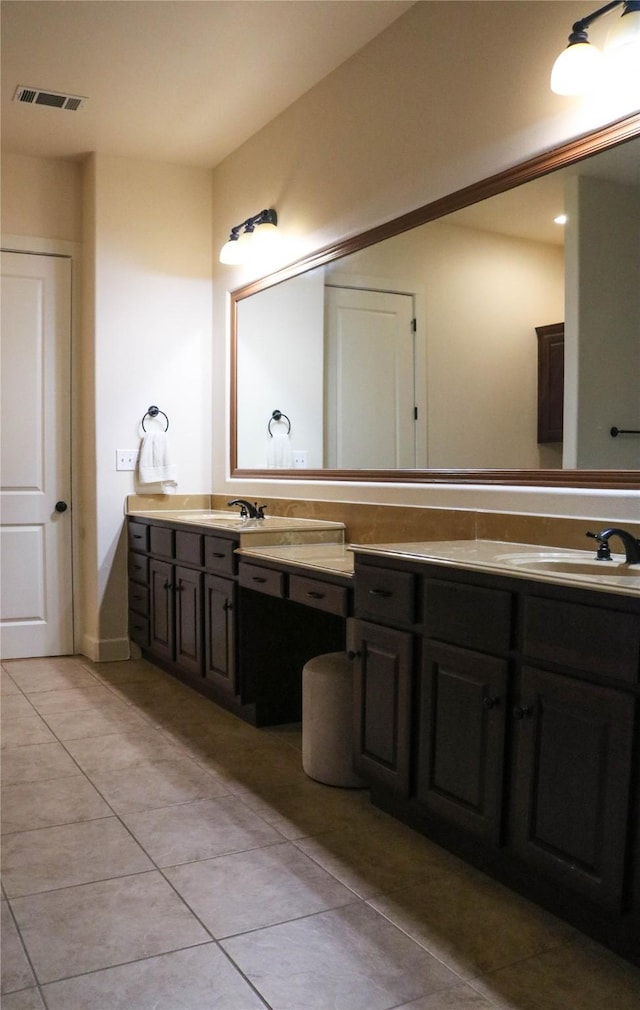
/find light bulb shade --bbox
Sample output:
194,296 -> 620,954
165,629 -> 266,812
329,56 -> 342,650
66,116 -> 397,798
219,237 -> 243,265
250,221 -> 280,249
605,6 -> 640,50
550,41 -> 603,95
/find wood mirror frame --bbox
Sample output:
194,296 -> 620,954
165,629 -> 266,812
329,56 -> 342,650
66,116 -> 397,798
230,112 -> 640,489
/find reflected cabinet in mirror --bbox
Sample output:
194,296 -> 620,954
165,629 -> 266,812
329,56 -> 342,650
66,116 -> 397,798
231,113 -> 640,487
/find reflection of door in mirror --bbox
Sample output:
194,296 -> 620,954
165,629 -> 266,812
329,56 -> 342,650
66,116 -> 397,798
324,287 -> 416,468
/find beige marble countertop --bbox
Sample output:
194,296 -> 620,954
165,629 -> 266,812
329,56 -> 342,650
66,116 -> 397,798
236,542 -> 354,577
126,504 -> 345,548
350,539 -> 640,597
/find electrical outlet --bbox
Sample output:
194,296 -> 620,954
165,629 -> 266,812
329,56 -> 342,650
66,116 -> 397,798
292,450 -> 308,468
116,449 -> 139,471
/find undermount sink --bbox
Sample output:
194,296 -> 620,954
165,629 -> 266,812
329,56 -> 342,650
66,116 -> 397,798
514,559 -> 640,578
497,551 -> 640,579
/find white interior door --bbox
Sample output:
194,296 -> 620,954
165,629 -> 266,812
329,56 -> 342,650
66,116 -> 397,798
1,251 -> 74,658
325,286 -> 416,468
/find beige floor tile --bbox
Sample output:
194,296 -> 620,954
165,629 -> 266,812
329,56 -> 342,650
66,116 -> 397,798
295,815 -> 460,900
222,901 -> 461,1010
42,942 -> 265,1009
0,714 -> 57,749
1,696 -> 36,721
240,777 -> 373,839
0,987 -> 46,1010
395,984 -> 498,1009
0,742 -> 82,786
121,794 -> 284,866
63,727 -> 186,774
1,901 -> 36,993
470,934 -> 640,1009
38,703 -> 151,741
1,816 -> 153,896
368,862 -> 574,979
27,683 -> 130,715
1,776 -> 112,834
3,661 -> 99,695
165,840 -> 357,937
10,871 -> 210,984
0,671 -> 22,695
85,657 -> 168,686
89,756 -> 230,814
194,739 -> 310,799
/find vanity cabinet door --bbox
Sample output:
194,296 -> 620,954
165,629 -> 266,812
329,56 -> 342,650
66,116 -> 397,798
350,618 -> 413,796
417,641 -> 508,844
204,573 -> 236,696
174,565 -> 203,678
149,558 -> 175,664
511,666 -> 635,914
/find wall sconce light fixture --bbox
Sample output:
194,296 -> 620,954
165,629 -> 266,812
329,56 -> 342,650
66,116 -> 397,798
550,0 -> 640,94
219,208 -> 279,265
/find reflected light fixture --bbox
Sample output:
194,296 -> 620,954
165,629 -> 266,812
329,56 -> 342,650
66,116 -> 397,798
219,209 -> 279,265
550,0 -> 640,95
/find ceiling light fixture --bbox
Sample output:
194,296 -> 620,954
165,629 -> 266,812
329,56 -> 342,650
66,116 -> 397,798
219,209 -> 279,265
550,0 -> 640,95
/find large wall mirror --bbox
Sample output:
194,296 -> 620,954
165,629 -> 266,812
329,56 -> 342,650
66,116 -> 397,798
231,113 -> 640,487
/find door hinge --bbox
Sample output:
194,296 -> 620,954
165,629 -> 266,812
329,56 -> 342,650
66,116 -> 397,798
411,318 -> 417,332
414,406 -> 418,420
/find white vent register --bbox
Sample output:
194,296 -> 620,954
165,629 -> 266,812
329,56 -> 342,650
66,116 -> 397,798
13,86 -> 87,111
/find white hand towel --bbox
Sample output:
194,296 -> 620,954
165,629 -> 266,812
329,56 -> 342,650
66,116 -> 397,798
266,431 -> 293,468
138,431 -> 178,492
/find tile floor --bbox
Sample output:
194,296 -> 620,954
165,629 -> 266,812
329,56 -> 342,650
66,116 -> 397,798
2,655 -> 640,1010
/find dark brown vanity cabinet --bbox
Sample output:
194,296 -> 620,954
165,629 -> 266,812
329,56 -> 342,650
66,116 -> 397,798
351,552 -> 640,962
127,518 -> 237,698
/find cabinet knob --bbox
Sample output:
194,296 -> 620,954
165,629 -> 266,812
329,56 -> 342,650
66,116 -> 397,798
483,696 -> 500,710
347,650 -> 361,660
513,705 -> 533,720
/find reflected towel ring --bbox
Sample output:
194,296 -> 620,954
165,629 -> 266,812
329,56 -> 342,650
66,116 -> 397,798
141,405 -> 169,432
268,410 -> 291,436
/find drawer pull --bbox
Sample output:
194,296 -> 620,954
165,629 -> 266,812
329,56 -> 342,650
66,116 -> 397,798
483,696 -> 500,710
251,576 -> 267,584
306,590 -> 325,599
513,705 -> 533,720
369,588 -> 392,598
133,534 -> 143,540
211,551 -> 226,558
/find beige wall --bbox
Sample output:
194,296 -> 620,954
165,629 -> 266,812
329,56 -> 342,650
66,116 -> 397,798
1,152 -> 82,242
212,0 -> 640,519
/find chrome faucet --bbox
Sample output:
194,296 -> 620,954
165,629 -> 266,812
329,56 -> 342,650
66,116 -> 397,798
587,528 -> 640,565
227,499 -> 266,520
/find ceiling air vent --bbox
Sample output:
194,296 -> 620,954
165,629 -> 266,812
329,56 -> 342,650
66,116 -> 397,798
13,86 -> 87,111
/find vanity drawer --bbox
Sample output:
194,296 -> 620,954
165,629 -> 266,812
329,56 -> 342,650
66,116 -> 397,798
129,612 -> 149,649
523,595 -> 640,684
149,525 -> 174,559
424,578 -> 513,654
128,520 -> 149,552
239,562 -> 285,598
289,574 -> 349,617
128,553 -> 149,584
204,535 -> 236,576
128,580 -> 149,616
355,566 -> 417,626
176,530 -> 202,566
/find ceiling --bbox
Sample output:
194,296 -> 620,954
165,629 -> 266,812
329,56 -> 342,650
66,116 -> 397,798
1,0 -> 414,167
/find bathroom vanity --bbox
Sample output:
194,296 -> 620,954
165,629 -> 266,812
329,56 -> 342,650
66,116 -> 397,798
127,508 -> 640,963
348,540 -> 640,964
127,509 -> 350,725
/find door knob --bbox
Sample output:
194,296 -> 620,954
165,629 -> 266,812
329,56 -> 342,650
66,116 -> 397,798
54,501 -> 68,513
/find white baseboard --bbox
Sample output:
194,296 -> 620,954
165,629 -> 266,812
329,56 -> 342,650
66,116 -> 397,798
80,635 -> 131,663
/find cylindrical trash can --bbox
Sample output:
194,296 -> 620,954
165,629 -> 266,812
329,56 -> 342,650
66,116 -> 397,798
302,652 -> 367,788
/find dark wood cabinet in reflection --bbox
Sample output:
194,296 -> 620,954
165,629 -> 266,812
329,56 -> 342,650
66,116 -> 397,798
536,322 -> 564,443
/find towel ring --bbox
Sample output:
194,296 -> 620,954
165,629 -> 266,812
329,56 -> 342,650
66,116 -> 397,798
268,410 -> 291,436
141,405 -> 169,432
